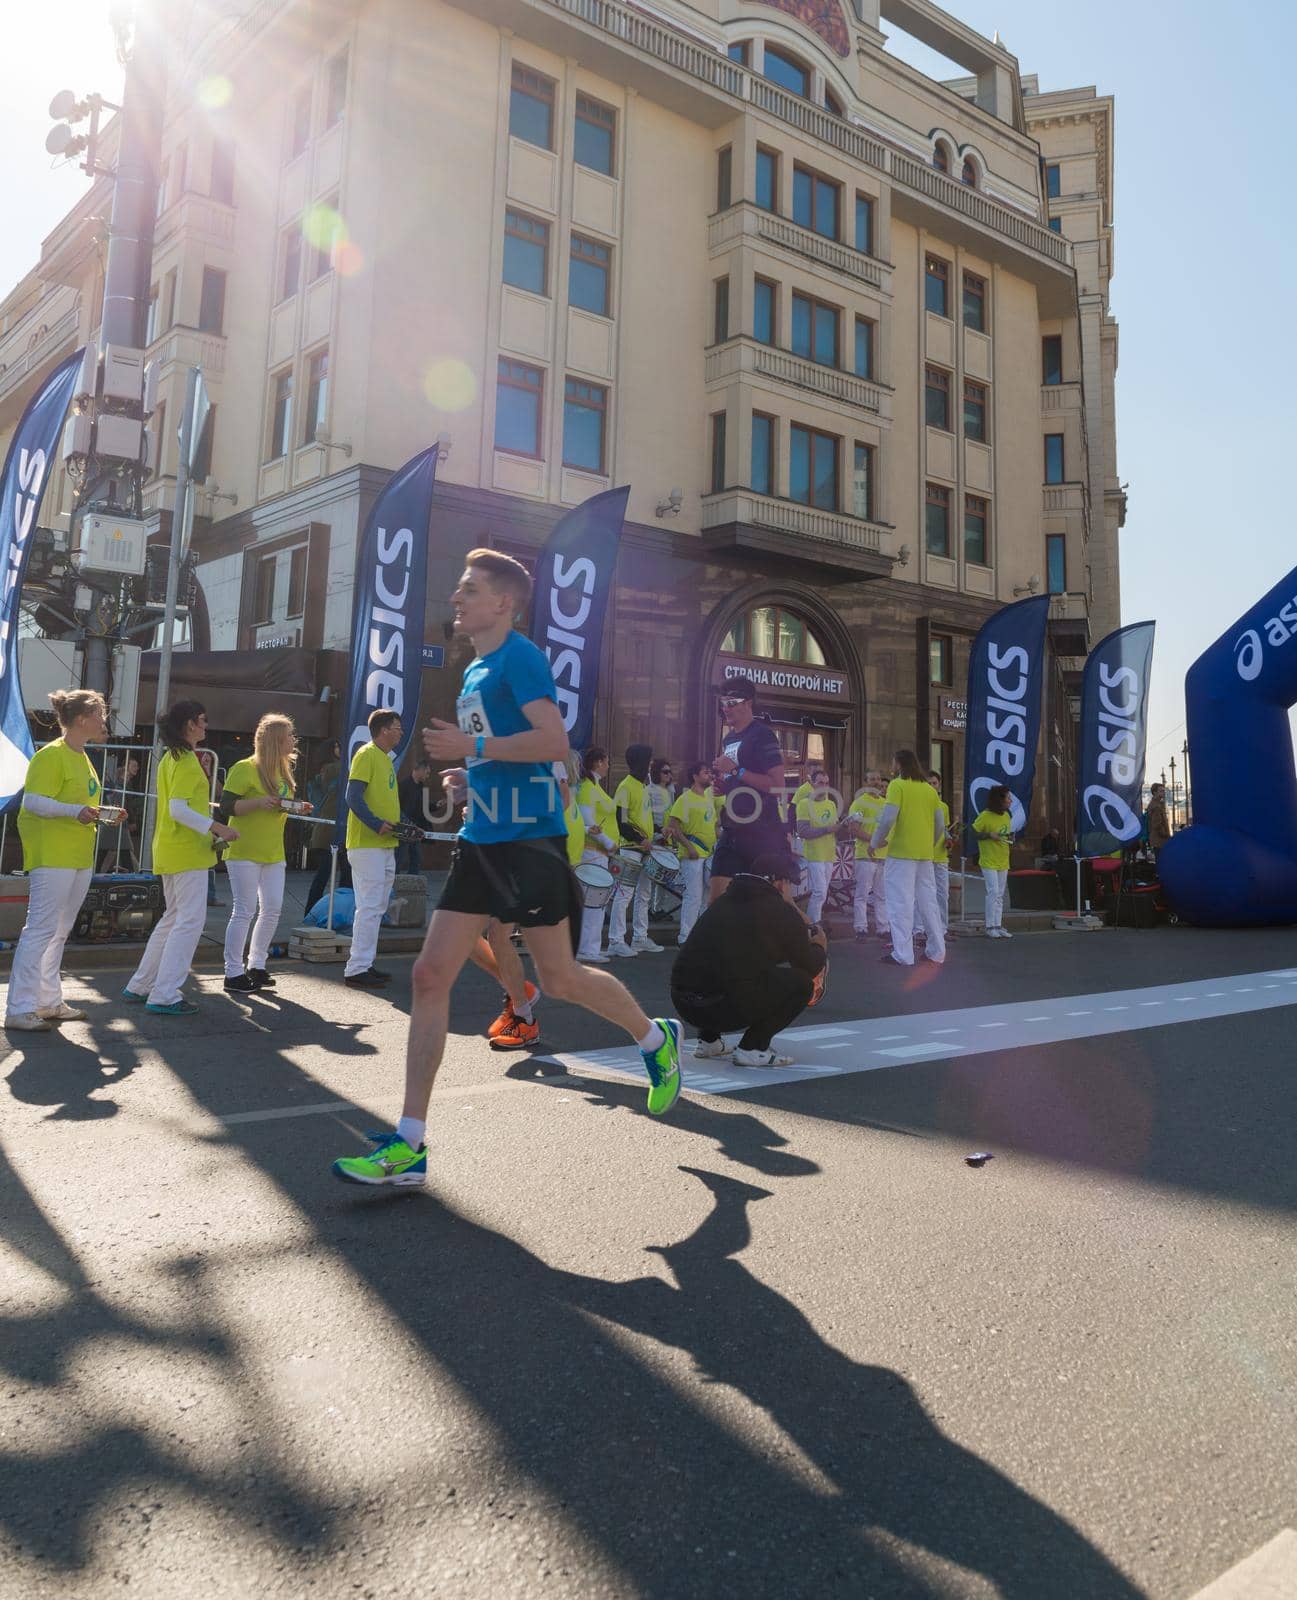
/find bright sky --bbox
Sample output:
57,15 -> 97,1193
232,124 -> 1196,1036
3,0 -> 1294,787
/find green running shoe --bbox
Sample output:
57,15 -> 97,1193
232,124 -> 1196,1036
146,999 -> 198,1016
332,1131 -> 427,1188
641,1018 -> 682,1116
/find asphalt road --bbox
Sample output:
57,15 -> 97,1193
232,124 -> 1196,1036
2,926 -> 1294,1599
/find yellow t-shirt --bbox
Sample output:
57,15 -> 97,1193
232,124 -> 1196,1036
346,743 -> 399,851
669,788 -> 717,859
154,749 -> 216,875
613,774 -> 653,842
564,794 -> 586,866
883,777 -> 941,861
934,801 -> 951,862
973,809 -> 1013,872
796,792 -> 839,864
224,758 -> 291,864
847,792 -> 888,861
577,777 -> 616,850
785,779 -> 812,826
18,739 -> 99,870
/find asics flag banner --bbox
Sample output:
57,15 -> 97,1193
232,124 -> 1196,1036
528,483 -> 627,754
0,348 -> 86,812
1075,620 -> 1155,856
335,446 -> 437,839
960,593 -> 1050,853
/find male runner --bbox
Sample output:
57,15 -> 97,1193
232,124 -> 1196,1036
708,677 -> 787,905
332,549 -> 681,1187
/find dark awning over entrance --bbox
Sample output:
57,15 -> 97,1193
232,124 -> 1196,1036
138,648 -> 347,736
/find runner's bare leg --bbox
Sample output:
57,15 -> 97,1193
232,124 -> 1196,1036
521,922 -> 652,1037
486,921 -> 530,1009
403,909 -> 490,1121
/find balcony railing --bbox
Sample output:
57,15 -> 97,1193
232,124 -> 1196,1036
1048,590 -> 1089,622
703,488 -> 889,556
706,335 -> 887,417
1043,483 -> 1086,515
0,296 -> 80,405
1041,380 -> 1083,412
154,191 -> 237,249
708,202 -> 887,291
147,326 -> 227,377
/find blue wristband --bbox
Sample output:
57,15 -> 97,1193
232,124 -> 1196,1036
475,735 -> 485,759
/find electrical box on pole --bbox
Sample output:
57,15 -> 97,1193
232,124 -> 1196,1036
74,512 -> 148,577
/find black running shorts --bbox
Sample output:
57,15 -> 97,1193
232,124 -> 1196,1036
711,827 -> 791,881
437,835 -> 576,928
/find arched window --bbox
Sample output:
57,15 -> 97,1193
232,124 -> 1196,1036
961,157 -> 978,188
932,142 -> 951,174
721,605 -> 829,666
824,87 -> 844,117
763,44 -> 811,99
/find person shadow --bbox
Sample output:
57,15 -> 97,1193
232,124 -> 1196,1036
4,1034 -> 136,1121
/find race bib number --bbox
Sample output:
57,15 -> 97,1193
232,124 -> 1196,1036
457,691 -> 495,766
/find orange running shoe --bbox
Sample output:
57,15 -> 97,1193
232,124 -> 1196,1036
487,981 -> 539,1039
807,959 -> 829,1009
489,1016 -> 541,1052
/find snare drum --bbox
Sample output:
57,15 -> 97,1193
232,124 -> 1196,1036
643,845 -> 683,896
611,848 -> 643,891
574,863 -> 615,909
280,798 -> 312,815
96,805 -> 127,826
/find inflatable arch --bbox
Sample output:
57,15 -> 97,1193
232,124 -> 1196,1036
1160,564 -> 1297,925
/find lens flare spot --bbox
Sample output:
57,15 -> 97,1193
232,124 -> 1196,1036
302,203 -> 347,254
333,239 -> 365,277
422,359 -> 477,413
197,75 -> 233,111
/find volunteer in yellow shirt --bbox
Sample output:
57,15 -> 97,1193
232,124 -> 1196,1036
787,777 -> 813,843
847,774 -> 890,940
928,771 -> 953,933
575,745 -> 617,963
869,749 -> 946,968
973,785 -> 1015,939
665,761 -> 716,943
795,768 -> 839,925
220,712 -> 309,994
609,743 -> 658,956
6,689 -> 109,1032
342,708 -> 402,986
126,700 -> 240,1016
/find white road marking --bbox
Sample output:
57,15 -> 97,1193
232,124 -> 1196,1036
929,1027 -> 960,1034
1024,1016 -> 1051,1022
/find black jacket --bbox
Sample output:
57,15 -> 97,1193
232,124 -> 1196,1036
671,875 -> 825,1005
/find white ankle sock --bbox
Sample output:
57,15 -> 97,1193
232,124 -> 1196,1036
515,999 -> 534,1023
397,1117 -> 426,1151
637,1022 -> 665,1054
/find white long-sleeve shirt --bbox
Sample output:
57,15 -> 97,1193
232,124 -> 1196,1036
169,798 -> 213,835
22,792 -> 85,819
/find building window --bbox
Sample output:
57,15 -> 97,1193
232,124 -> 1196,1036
925,254 -> 949,317
855,192 -> 874,255
174,141 -> 188,198
210,139 -> 234,205
854,317 -> 874,380
156,160 -> 169,218
503,209 -> 549,296
1047,534 -> 1067,593
925,483 -> 951,557
852,442 -> 873,520
723,606 -> 827,665
268,369 -> 293,460
290,85 -> 311,159
961,157 -> 978,188
569,234 -> 611,317
1044,433 -> 1065,483
308,194 -> 339,281
924,365 -> 951,431
965,494 -> 989,565
510,64 -> 554,150
1046,163 -> 1061,198
963,272 -> 986,333
197,267 -> 226,335
151,402 -> 165,479
163,268 -> 178,330
824,87 -> 844,117
574,94 -> 616,176
253,555 -> 276,626
1048,216 -> 1063,234
496,359 -> 544,457
1042,334 -> 1063,385
753,277 -> 776,345
755,147 -> 779,212
304,348 -> 328,444
710,411 -> 727,494
563,379 -> 607,473
287,545 -> 308,619
192,405 -> 215,484
145,286 -> 159,346
751,413 -> 774,496
929,633 -> 952,685
763,44 -> 810,98
790,424 -> 839,511
963,380 -> 987,443
716,146 -> 732,211
728,41 -> 750,66
933,141 -> 951,174
791,293 -> 839,367
931,739 -> 953,802
792,165 -> 839,239
280,227 -> 302,301
325,48 -> 348,128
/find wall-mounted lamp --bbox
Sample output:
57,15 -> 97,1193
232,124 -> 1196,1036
1013,575 -> 1042,596
655,487 -> 683,518
202,477 -> 237,507
895,543 -> 911,568
436,431 -> 452,462
318,684 -> 333,704
314,429 -> 352,458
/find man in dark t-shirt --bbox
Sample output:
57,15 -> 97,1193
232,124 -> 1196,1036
708,675 -> 788,904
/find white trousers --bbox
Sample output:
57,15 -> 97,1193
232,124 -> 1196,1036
852,857 -> 889,933
804,859 -> 832,924
610,865 -> 651,947
884,857 -> 945,966
914,862 -> 950,934
7,866 -> 93,1015
346,847 -> 396,975
983,867 -> 1008,930
224,859 -> 286,976
128,868 -> 209,1006
677,853 -> 711,944
578,847 -> 612,956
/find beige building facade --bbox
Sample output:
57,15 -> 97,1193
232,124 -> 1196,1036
2,0 -> 1124,839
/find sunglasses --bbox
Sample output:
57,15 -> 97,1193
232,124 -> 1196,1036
719,696 -> 748,709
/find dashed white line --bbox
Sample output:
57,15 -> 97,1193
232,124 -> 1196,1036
929,1027 -> 960,1034
1105,1005 -> 1129,1011
979,1021 -> 1008,1029
1066,1009 -> 1092,1016
1139,1001 -> 1163,1008
1024,1015 -> 1051,1022
876,1034 -> 909,1041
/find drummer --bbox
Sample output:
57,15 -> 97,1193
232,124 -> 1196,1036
575,746 -> 617,963
664,762 -> 715,944
608,743 -> 659,957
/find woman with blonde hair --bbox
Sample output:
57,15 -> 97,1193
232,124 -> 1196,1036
219,712 -> 308,992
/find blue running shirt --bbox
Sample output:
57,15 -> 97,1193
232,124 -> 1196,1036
458,631 -> 565,843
